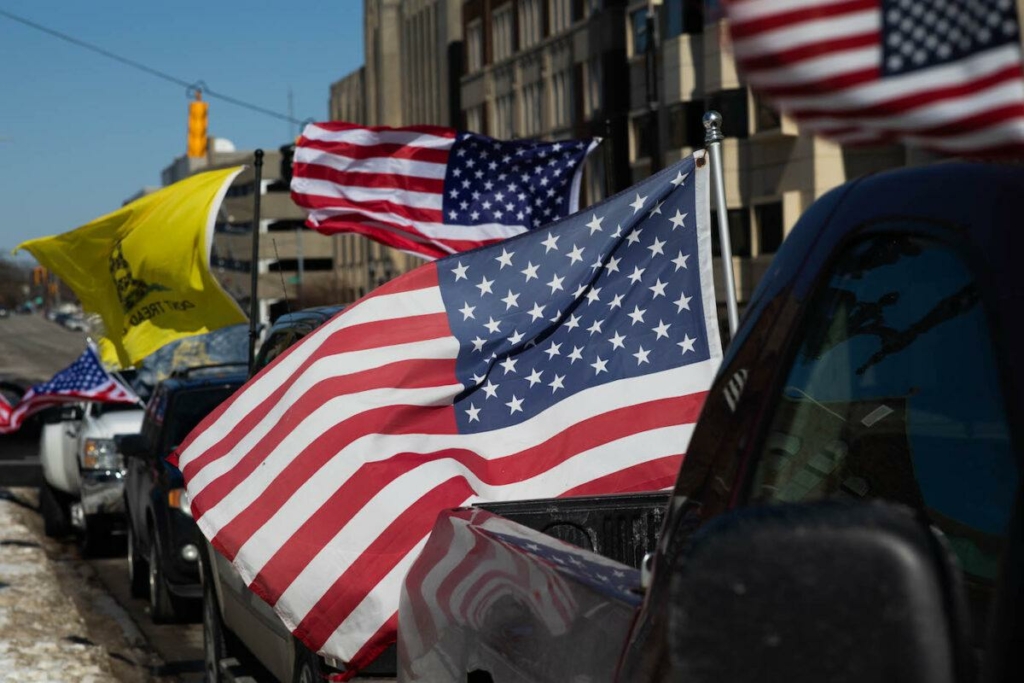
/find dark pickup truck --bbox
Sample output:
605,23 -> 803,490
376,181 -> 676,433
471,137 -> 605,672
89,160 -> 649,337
397,163 -> 1023,683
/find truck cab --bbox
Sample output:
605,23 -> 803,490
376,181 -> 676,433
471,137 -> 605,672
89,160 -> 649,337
397,163 -> 1023,682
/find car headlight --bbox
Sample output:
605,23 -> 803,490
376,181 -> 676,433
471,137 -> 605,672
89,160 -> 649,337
168,488 -> 193,519
81,438 -> 123,470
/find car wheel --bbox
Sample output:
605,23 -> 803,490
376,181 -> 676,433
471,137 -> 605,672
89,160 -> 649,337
202,564 -> 229,683
40,484 -> 71,538
127,523 -> 148,598
148,538 -> 177,623
292,642 -> 323,683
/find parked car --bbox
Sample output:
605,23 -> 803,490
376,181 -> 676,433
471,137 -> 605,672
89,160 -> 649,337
38,385 -> 145,554
119,364 -> 248,623
397,162 -> 1024,682
199,306 -> 377,683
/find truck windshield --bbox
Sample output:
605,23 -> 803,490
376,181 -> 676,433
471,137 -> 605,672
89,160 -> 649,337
750,232 -> 1017,644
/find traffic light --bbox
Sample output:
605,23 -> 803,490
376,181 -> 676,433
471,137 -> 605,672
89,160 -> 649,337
279,143 -> 296,184
187,92 -> 209,158
32,266 -> 47,286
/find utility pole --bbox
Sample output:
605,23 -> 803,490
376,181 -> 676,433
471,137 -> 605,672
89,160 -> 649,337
645,0 -> 661,174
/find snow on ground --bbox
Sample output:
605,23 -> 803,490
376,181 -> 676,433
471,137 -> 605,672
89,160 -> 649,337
0,489 -> 118,683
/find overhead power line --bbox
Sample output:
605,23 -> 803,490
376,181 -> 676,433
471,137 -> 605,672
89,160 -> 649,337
0,7 -> 307,125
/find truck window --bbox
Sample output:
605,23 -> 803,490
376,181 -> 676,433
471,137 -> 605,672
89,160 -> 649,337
749,232 -> 1017,643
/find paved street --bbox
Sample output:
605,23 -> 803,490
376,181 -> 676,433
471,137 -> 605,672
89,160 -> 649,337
0,314 -> 204,683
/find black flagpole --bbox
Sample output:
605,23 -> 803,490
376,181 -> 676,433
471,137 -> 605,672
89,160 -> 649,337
247,149 -> 264,376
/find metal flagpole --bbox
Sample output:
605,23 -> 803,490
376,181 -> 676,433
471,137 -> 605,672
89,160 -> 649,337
703,111 -> 740,336
247,149 -> 264,375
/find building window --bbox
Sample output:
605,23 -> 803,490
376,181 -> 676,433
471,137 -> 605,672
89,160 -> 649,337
584,57 -> 603,117
494,94 -> 515,139
632,115 -> 652,160
631,8 -> 653,56
664,0 -> 704,39
585,151 -> 606,205
667,100 -> 706,149
493,5 -> 514,62
519,0 -> 543,48
710,208 -> 752,258
466,19 -> 483,72
552,68 -> 574,129
755,202 -> 784,255
466,105 -> 484,134
523,81 -> 544,136
753,92 -> 782,133
551,0 -> 572,33
707,89 -> 750,139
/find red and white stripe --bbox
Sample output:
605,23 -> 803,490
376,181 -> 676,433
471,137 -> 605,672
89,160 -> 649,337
725,0 -> 1024,154
291,122 -> 526,260
173,264 -> 711,674
0,392 -> 12,431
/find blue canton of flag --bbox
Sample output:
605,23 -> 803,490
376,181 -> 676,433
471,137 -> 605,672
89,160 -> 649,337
881,0 -> 1020,76
442,134 -> 596,231
438,153 -> 720,433
35,345 -> 116,393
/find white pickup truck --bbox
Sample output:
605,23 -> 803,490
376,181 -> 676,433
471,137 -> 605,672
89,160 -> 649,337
39,399 -> 144,554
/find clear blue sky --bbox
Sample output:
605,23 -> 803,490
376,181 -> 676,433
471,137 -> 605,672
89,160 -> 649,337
0,1 -> 363,259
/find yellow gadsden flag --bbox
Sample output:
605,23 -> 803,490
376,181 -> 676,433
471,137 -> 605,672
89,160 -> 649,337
17,166 -> 247,368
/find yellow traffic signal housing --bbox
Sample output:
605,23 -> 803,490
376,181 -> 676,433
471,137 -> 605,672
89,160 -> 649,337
187,93 -> 209,158
32,266 -> 47,285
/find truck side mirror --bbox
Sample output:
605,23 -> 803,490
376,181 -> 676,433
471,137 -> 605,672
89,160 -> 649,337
667,501 -> 970,683
116,433 -> 147,460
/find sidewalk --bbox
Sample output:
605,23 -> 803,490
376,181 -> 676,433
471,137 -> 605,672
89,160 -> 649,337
0,488 -> 118,683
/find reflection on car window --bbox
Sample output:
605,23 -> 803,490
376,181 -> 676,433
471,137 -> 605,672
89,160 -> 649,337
751,232 -> 1017,640
253,330 -> 298,373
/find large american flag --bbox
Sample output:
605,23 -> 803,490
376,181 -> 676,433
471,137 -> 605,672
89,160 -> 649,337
173,153 -> 722,676
290,122 -> 600,260
0,343 -> 139,434
724,0 -> 1024,154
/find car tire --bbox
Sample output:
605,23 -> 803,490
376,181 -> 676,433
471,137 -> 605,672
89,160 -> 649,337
202,563 -> 229,683
148,538 -> 177,623
292,642 -> 324,683
40,483 -> 71,538
127,522 -> 148,598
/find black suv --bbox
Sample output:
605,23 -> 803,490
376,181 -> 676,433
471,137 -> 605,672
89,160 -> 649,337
120,364 -> 248,623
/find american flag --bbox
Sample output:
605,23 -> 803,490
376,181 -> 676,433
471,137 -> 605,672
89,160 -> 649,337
173,153 -> 722,675
290,122 -> 600,260
0,343 -> 139,435
399,508 -> 643,680
724,0 -> 1024,154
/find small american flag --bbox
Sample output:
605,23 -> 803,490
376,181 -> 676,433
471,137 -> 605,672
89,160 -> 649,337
290,122 -> 600,260
725,0 -> 1024,154
173,153 -> 721,676
0,343 -> 139,434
